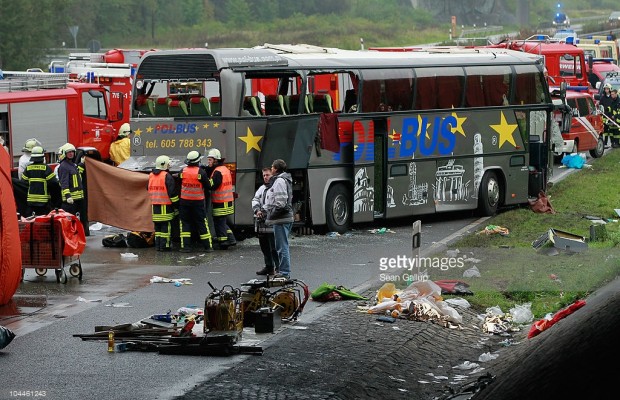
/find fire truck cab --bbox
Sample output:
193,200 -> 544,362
0,71 -> 123,173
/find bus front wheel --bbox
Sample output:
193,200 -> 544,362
325,184 -> 351,234
478,172 -> 500,216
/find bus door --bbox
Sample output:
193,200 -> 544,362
258,115 -> 320,225
384,113 -> 436,219
352,119 -> 378,223
527,109 -> 550,195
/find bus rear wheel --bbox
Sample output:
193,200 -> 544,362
326,183 -> 351,234
478,171 -> 500,216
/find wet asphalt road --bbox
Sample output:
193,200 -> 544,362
0,212 -> 482,400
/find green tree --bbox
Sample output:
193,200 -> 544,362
0,0 -> 70,69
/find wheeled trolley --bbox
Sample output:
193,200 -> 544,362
18,210 -> 86,284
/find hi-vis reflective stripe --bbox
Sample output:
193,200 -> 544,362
149,172 -> 172,205
213,201 -> 234,216
180,166 -> 205,201
212,166 -> 233,203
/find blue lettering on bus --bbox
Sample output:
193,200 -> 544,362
438,116 -> 457,154
399,116 -> 456,158
153,123 -> 198,134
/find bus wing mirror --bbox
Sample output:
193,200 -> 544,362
88,89 -> 103,98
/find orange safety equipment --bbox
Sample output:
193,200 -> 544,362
180,166 -> 205,201
148,171 -> 173,205
211,165 -> 233,203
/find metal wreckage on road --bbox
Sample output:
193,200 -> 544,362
74,277 -> 309,356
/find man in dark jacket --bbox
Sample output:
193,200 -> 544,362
264,159 -> 294,278
56,143 -> 84,217
21,146 -> 58,216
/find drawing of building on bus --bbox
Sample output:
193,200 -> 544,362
402,162 -> 429,206
472,133 -> 484,199
354,167 -> 374,212
434,160 -> 470,202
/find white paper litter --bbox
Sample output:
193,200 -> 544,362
76,296 -> 102,303
149,276 -> 192,285
120,253 -> 138,258
478,352 -> 500,362
90,222 -> 103,231
452,361 -> 479,370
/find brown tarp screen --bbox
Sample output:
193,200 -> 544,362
86,158 -> 154,232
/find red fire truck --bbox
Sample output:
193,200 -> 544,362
50,49 -> 152,133
0,71 -> 123,172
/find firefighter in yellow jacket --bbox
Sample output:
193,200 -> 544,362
148,155 -> 179,251
109,123 -> 131,166
178,151 -> 213,253
205,148 -> 236,249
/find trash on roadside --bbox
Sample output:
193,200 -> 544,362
0,325 -> 16,350
120,252 -> 138,258
463,266 -> 481,278
76,296 -> 103,303
529,190 -> 556,214
532,228 -> 587,253
90,222 -> 103,231
434,280 -> 474,295
445,298 -> 471,309
452,361 -> 479,370
365,280 -> 463,327
368,227 -> 394,234
561,153 -> 586,169
478,352 -> 499,362
149,276 -> 192,285
477,225 -> 510,236
311,282 -> 368,302
509,303 -> 533,324
528,299 -> 586,338
104,302 -> 133,308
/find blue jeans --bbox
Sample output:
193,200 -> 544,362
273,223 -> 292,276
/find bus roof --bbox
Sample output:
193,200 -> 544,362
135,44 -> 544,81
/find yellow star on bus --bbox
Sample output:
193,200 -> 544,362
417,114 -> 431,139
203,123 -> 209,129
490,111 -> 517,148
450,111 -> 467,136
239,127 -> 263,153
134,128 -> 142,136
146,126 -> 154,133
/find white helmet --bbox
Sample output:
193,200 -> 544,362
155,155 -> 170,170
30,146 -> 45,160
604,82 -> 613,90
207,148 -> 221,160
58,143 -> 76,161
22,138 -> 41,152
118,123 -> 132,138
185,150 -> 202,165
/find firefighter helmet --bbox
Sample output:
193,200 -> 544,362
207,148 -> 221,160
155,155 -> 170,170
604,82 -> 613,90
30,146 -> 45,160
118,123 -> 132,138
22,138 -> 41,153
185,150 -> 202,165
58,143 -> 76,161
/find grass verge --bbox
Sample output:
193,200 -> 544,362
416,150 -> 620,318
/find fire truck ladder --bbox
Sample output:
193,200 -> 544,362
0,71 -> 69,92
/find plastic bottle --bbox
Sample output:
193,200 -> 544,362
107,331 -> 114,353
